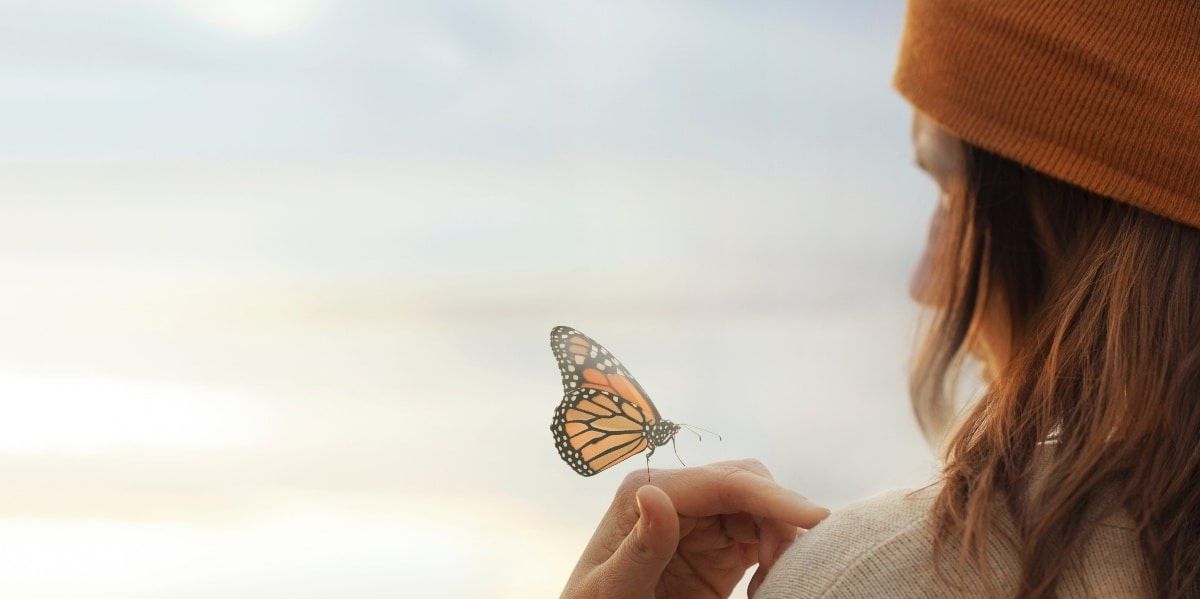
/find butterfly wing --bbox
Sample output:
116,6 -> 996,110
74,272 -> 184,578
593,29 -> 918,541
550,326 -> 661,424
551,387 -> 651,476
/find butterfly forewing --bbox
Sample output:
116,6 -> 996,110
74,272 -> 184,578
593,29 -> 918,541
549,325 -> 660,423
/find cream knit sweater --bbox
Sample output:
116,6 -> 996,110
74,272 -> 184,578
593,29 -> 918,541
755,485 -> 1148,598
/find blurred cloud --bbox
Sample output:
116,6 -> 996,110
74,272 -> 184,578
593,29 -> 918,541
0,1 -> 938,597
0,0 -> 907,162
175,0 -> 326,36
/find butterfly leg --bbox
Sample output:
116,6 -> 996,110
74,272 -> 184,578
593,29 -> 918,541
671,435 -> 686,467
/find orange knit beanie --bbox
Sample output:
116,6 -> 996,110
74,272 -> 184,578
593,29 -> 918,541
894,0 -> 1200,228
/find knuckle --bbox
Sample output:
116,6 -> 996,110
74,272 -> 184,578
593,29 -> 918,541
715,463 -> 744,487
717,466 -> 747,504
737,457 -> 768,473
617,470 -> 644,493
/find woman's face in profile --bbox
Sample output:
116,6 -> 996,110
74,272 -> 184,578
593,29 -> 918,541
908,111 -> 965,306
908,111 -> 1011,372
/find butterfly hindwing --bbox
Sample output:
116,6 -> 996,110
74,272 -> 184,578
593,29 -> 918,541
550,326 -> 661,424
551,387 -> 651,476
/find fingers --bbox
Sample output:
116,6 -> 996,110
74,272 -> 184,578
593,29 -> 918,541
748,560 -> 769,597
630,460 -> 830,528
721,513 -> 759,544
748,537 -> 794,597
715,468 -> 828,528
757,519 -> 781,573
748,517 -> 797,597
758,517 -> 798,571
739,542 -> 758,568
588,485 -> 681,597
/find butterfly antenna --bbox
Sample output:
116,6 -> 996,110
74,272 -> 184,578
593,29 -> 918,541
645,454 -> 651,483
678,423 -> 723,442
671,436 -> 687,467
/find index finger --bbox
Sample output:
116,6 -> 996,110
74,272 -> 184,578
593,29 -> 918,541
648,464 -> 830,528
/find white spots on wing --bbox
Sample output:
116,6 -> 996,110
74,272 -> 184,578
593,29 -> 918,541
550,329 -> 648,477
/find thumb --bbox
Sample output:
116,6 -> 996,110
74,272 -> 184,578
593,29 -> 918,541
596,485 -> 680,596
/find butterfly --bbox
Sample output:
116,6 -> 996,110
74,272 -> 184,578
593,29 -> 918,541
549,326 -> 714,477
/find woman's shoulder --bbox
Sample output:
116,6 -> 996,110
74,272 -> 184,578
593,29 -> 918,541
755,486 -> 942,598
755,483 -> 1146,598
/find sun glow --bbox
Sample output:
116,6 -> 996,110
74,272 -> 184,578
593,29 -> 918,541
175,0 -> 322,36
0,372 -> 259,454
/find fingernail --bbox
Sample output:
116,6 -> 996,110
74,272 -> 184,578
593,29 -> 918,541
635,487 -> 651,531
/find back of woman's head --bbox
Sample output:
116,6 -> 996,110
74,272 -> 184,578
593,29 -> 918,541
914,142 -> 1200,598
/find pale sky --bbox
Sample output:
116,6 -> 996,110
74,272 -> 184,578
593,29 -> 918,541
0,1 -> 941,597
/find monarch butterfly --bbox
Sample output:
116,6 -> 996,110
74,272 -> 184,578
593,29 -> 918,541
549,326 -> 714,477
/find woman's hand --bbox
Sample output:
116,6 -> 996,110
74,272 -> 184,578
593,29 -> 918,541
560,459 -> 830,598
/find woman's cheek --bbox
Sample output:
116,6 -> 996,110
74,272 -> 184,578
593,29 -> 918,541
909,203 -> 949,306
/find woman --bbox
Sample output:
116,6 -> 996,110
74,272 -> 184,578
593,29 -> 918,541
560,1 -> 1200,597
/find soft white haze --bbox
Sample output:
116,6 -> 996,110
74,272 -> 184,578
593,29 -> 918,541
0,1 -> 941,596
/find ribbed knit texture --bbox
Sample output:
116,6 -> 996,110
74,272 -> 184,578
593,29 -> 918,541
755,486 -> 1148,598
894,0 -> 1200,228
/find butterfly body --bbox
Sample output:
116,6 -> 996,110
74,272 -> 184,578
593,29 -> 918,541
549,326 -> 683,476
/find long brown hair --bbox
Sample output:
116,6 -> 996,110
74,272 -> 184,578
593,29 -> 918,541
912,142 -> 1200,598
